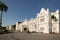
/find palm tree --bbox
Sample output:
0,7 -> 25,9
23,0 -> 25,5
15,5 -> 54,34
51,15 -> 57,21
0,1 -> 8,27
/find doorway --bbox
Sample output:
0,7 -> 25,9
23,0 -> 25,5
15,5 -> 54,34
24,27 -> 28,32
24,28 -> 27,31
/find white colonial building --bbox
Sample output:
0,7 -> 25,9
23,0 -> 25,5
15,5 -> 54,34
16,8 -> 60,34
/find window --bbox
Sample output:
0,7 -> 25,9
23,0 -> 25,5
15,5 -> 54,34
40,18 -> 44,22
40,27 -> 44,31
35,25 -> 37,29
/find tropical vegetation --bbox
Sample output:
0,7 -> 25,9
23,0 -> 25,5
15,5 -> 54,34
0,1 -> 8,27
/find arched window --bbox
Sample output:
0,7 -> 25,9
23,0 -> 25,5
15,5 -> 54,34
40,18 -> 44,22
35,25 -> 37,29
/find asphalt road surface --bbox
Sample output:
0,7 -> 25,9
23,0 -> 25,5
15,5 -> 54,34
0,32 -> 60,40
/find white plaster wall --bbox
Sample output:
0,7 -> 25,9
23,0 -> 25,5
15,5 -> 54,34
16,22 -> 21,31
37,8 -> 50,33
52,10 -> 59,34
16,22 -> 18,30
9,25 -> 12,30
19,24 -> 22,32
15,8 -> 60,34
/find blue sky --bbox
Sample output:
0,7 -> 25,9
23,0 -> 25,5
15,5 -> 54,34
1,0 -> 60,26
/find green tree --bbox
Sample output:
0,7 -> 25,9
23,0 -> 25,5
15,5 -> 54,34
0,1 -> 8,27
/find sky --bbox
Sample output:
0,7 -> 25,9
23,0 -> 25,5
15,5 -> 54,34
1,0 -> 60,26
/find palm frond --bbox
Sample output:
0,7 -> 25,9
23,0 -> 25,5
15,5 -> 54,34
0,1 -> 8,12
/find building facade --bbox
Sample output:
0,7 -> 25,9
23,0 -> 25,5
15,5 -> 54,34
16,8 -> 60,34
6,25 -> 12,31
6,24 -> 16,31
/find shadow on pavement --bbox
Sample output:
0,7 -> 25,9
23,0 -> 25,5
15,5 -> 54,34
0,31 -> 15,35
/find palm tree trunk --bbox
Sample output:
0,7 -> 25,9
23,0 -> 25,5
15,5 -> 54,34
0,11 -> 2,28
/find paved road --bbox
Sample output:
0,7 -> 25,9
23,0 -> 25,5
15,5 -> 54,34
12,32 -> 60,40
0,33 -> 15,40
0,32 -> 60,40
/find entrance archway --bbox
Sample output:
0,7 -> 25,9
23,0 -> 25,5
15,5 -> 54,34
24,28 -> 27,31
22,25 -> 28,32
23,27 -> 28,32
